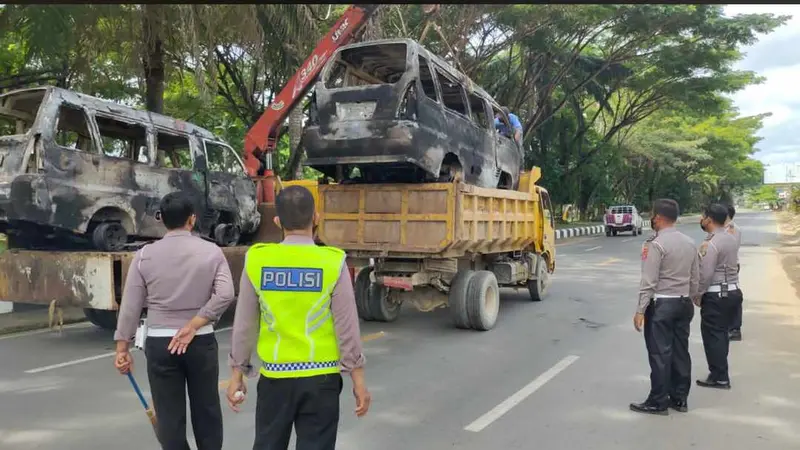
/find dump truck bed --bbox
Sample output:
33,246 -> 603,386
317,177 -> 549,259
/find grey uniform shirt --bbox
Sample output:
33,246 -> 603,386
114,230 -> 236,341
638,226 -> 700,314
229,235 -> 365,377
698,229 -> 740,293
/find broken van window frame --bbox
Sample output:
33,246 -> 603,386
0,93 -> 41,138
154,128 -> 195,170
52,102 -> 98,154
416,55 -> 440,103
92,112 -> 152,164
323,42 -> 409,89
202,139 -> 246,176
432,64 -> 470,119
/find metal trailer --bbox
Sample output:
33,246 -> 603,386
315,168 -> 557,331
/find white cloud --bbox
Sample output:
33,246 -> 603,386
724,5 -> 800,166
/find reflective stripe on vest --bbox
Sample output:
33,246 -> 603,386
245,242 -> 345,379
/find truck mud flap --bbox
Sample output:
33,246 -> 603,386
0,250 -> 129,310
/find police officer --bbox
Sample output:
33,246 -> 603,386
725,204 -> 744,341
227,185 -> 371,450
695,203 -> 742,390
630,198 -> 699,415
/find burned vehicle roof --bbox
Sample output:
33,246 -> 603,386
302,38 -> 523,190
1,86 -> 219,141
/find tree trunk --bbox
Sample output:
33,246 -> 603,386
142,5 -> 165,114
285,104 -> 305,180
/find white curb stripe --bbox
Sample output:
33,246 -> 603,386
555,223 -> 652,240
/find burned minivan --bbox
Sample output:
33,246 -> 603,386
303,38 -> 523,190
0,87 -> 259,251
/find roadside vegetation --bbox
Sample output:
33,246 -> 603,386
0,4 -> 787,221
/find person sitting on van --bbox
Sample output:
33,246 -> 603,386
495,107 -> 523,144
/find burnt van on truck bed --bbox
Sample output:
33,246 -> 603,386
303,38 -> 523,190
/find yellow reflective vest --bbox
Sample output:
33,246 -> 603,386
244,242 -> 345,379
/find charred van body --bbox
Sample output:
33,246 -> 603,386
0,87 -> 260,251
303,38 -> 523,190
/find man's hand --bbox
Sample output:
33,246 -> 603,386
226,371 -> 247,413
168,324 -> 197,355
692,295 -> 702,307
633,312 -> 645,332
168,316 -> 209,355
353,383 -> 371,417
114,350 -> 133,374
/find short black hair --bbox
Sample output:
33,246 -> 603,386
726,204 -> 735,220
705,203 -> 729,226
653,198 -> 679,222
276,185 -> 315,231
159,191 -> 196,230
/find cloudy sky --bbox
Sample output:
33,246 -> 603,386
724,5 -> 800,168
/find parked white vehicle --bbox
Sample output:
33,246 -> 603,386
604,205 -> 644,236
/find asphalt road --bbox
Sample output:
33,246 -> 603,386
1,212 -> 798,449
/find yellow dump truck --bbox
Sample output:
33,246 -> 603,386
316,167 -> 556,331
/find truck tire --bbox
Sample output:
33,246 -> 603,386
83,308 -> 118,331
605,228 -> 611,237
448,270 -> 475,329
466,271 -> 500,331
638,228 -> 643,236
527,255 -> 549,302
366,282 -> 400,323
354,267 -> 374,321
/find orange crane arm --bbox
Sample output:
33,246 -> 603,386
243,4 -> 380,203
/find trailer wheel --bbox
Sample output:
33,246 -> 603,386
354,267 -> 374,321
366,282 -> 400,323
92,222 -> 128,252
448,270 -> 475,329
83,308 -> 118,331
527,255 -> 549,302
466,271 -> 500,331
605,228 -> 612,237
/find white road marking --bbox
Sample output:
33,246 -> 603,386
464,355 -> 580,433
584,246 -> 602,252
22,326 -> 235,374
621,238 -> 637,243
25,351 -> 118,374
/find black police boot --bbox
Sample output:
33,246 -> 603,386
629,400 -> 668,416
669,398 -> 688,413
696,376 -> 731,390
729,329 -> 742,341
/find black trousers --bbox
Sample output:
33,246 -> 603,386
701,289 -> 743,382
145,334 -> 223,450
644,297 -> 694,406
253,373 -> 343,450
729,290 -> 744,332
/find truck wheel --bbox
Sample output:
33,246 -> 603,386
92,222 -> 128,252
612,229 -> 617,237
354,267 -> 374,321
83,308 -> 118,331
527,255 -> 549,302
366,282 -> 400,323
448,270 -> 475,329
605,228 -> 611,237
466,271 -> 500,331
638,228 -> 643,235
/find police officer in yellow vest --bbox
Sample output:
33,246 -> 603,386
227,185 -> 371,450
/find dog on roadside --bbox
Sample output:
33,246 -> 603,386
48,299 -> 64,333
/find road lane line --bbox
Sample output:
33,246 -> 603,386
464,355 -> 580,433
597,257 -> 621,266
584,246 -> 602,252
25,351 -> 117,374
621,237 -> 637,243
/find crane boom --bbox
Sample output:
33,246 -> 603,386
244,4 -> 380,203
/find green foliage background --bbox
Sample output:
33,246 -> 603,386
0,4 -> 788,219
